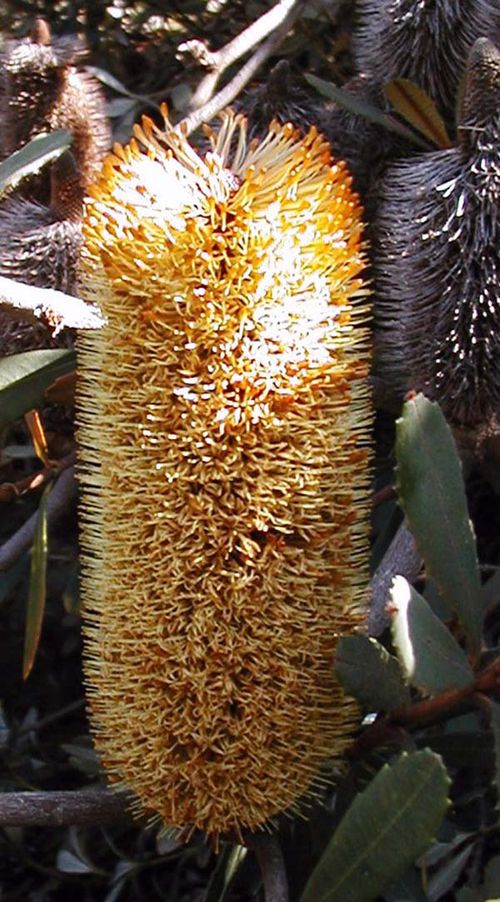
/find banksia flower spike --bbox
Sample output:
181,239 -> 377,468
78,107 -> 372,842
353,0 -> 499,121
374,38 -> 500,428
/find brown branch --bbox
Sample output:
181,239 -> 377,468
181,0 -> 307,112
0,275 -> 104,332
0,789 -> 132,827
368,522 -> 422,637
0,465 -> 77,571
250,832 -> 290,902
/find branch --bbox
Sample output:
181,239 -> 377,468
0,450 -> 75,504
178,0 -> 307,133
182,0 -> 306,111
250,832 -> 290,902
0,465 -> 77,571
0,275 -> 104,332
0,790 -> 132,827
368,522 -> 422,637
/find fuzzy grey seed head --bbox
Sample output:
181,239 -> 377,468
373,37 -> 500,427
0,25 -> 110,201
0,195 -> 81,355
237,61 -> 323,138
353,0 -> 499,120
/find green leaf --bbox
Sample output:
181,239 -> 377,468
300,750 -> 450,902
427,842 -> 474,901
335,635 -> 410,711
0,130 -> 72,197
304,74 -> 431,150
396,395 -> 482,654
205,844 -> 247,902
23,482 -> 51,680
0,349 -> 76,427
384,79 -> 452,149
390,577 -> 474,694
481,568 -> 500,615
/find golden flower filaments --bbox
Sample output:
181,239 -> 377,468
78,107 -> 372,841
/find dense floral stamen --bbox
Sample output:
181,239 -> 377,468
78,108 -> 372,841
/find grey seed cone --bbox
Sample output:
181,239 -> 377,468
353,0 -> 499,121
0,151 -> 82,355
373,37 -> 500,428
0,20 -> 110,196
236,60 -> 323,138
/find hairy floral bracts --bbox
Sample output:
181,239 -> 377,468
374,38 -> 500,427
353,0 -> 499,120
78,107 -> 372,841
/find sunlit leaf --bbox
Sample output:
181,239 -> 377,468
24,409 -> 51,466
23,482 -> 51,680
396,395 -> 482,655
300,750 -> 450,902
390,577 -> 474,694
0,130 -> 71,197
384,79 -> 452,148
205,844 -> 248,902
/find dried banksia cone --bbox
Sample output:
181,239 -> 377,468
237,60 -> 323,137
374,38 -> 500,427
0,151 -> 82,354
353,0 -> 499,120
78,107 -> 372,840
0,18 -> 110,192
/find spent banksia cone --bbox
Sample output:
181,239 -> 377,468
353,0 -> 499,120
374,38 -> 500,427
78,108 -> 372,840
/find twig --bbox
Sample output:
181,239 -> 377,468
0,789 -> 132,827
182,0 -> 306,111
250,832 -> 290,902
178,0 -> 308,134
0,450 -> 76,504
350,655 -> 500,759
368,522 -> 421,637
0,275 -> 104,332
0,465 -> 77,571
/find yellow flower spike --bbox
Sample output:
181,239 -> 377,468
78,108 -> 372,843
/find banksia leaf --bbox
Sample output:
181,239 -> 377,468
23,481 -> 51,680
383,78 -> 452,148
300,750 -> 450,902
0,130 -> 71,198
390,577 -> 474,694
396,394 -> 482,654
0,349 -> 75,427
78,108 -> 372,840
335,635 -> 410,711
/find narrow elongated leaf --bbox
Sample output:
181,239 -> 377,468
24,409 -> 50,466
0,130 -> 71,197
205,844 -> 247,902
0,349 -> 76,427
23,482 -> 51,679
384,79 -> 452,148
300,750 -> 450,902
396,395 -> 482,654
304,74 -> 431,150
335,635 -> 410,711
390,577 -> 474,694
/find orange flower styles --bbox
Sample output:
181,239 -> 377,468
78,107 -> 372,841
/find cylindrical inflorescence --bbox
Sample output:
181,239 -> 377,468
78,108 -> 372,841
